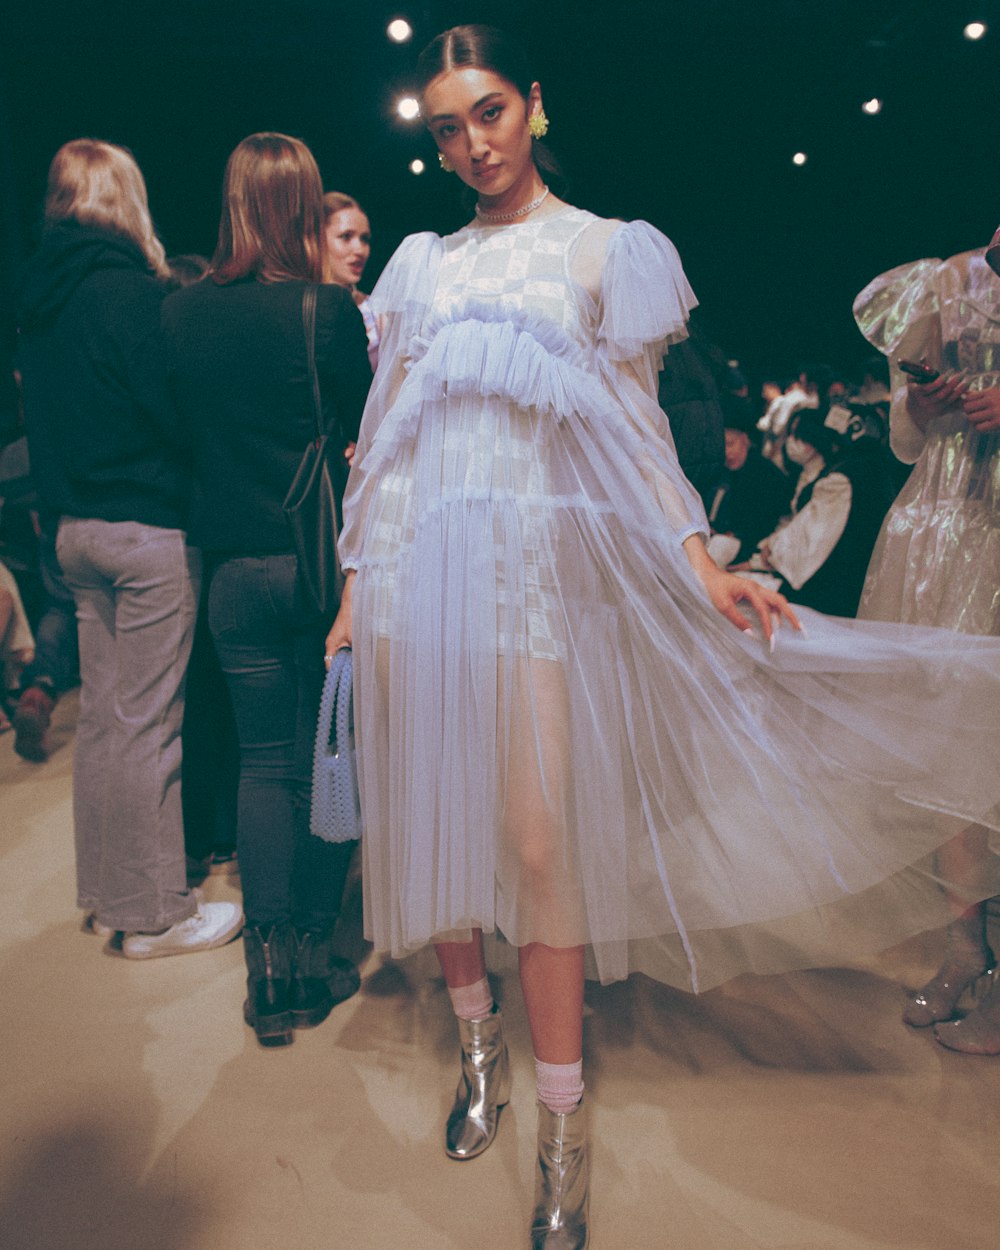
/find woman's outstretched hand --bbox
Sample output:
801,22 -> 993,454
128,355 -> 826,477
324,571 -> 354,665
700,562 -> 800,642
684,535 -> 801,646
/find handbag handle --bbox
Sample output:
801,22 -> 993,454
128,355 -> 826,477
320,648 -> 352,760
302,284 -> 324,441
310,647 -> 358,842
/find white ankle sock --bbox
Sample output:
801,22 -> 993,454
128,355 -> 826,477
447,977 -> 494,1021
535,1058 -> 584,1115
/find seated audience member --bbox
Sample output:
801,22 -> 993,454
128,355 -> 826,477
756,367 -> 820,464
738,409 -> 891,617
855,354 -> 891,406
707,418 -> 793,565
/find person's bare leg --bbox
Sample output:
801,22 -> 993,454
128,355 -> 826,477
435,932 -> 488,990
521,941 -> 589,1248
519,941 -> 584,1064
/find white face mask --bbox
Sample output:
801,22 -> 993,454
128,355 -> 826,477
785,436 -> 815,466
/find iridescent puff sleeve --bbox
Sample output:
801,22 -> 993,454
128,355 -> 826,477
853,258 -> 942,464
595,219 -> 708,543
338,231 -> 443,571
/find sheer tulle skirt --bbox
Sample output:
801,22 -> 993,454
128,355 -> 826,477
351,392 -> 1000,991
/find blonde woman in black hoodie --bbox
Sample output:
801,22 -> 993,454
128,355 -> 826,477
16,139 -> 242,958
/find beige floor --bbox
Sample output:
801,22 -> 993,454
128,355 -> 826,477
2,693 -> 999,1250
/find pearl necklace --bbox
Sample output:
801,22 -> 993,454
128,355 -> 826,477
475,186 -> 550,224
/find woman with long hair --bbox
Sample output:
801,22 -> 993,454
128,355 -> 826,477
162,133 -> 372,1046
328,26 -> 1000,1246
16,139 -> 243,957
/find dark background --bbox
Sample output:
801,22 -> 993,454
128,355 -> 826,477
2,0 -> 998,385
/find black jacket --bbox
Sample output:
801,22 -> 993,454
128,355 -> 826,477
161,278 -> 371,555
781,444 -> 895,618
710,449 -> 793,564
16,222 -> 187,529
657,335 -> 726,506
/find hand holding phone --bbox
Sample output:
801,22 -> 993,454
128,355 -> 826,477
899,359 -> 940,384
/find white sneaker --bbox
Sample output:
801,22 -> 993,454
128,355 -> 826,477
122,895 -> 244,960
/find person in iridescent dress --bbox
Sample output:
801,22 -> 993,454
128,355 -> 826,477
854,230 -> 1000,1053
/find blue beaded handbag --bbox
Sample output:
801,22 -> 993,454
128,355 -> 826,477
310,648 -> 362,843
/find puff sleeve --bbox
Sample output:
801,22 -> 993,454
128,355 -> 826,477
339,232 -> 443,570
853,259 -> 942,464
598,219 -> 698,385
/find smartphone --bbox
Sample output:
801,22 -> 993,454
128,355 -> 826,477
899,359 -> 940,384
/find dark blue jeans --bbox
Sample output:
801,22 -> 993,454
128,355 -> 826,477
208,554 -> 354,931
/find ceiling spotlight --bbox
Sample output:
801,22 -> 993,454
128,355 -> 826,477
963,21 -> 987,40
862,97 -> 883,115
792,151 -> 808,167
396,96 -> 420,121
409,159 -> 426,175
387,18 -> 413,43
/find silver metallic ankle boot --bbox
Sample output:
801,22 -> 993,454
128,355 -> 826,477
530,1099 -> 589,1249
444,1007 -> 511,1160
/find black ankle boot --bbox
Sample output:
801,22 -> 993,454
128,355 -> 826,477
290,928 -> 361,1029
243,923 -> 294,1047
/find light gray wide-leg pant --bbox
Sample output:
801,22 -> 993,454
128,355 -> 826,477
57,518 -> 200,932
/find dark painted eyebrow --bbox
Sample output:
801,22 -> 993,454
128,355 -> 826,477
428,92 -> 505,123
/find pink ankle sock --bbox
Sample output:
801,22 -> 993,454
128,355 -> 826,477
535,1058 -> 584,1115
447,977 -> 494,1021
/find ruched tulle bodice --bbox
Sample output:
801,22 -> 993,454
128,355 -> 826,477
340,211 -> 1000,991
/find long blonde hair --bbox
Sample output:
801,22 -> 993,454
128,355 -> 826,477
211,133 -> 325,284
44,139 -> 169,278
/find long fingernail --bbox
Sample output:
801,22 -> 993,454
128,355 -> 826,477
769,633 -> 776,654
797,624 -> 809,639
742,628 -> 754,636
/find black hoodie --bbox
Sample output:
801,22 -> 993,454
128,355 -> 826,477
16,221 -> 188,528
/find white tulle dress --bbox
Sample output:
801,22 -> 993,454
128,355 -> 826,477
339,206 -> 1000,991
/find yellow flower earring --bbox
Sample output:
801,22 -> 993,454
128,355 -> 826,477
528,109 -> 549,139
438,152 -> 455,173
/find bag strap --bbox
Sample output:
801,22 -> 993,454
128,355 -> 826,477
333,649 -> 352,759
315,648 -> 352,758
302,284 -> 323,441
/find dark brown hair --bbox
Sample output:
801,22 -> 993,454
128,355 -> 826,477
416,25 -> 563,187
210,133 -> 325,285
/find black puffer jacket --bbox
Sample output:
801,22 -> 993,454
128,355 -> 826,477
16,222 -> 187,528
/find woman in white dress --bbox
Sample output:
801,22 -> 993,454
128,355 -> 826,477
855,244 -> 1000,1053
328,25 -> 1000,1246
